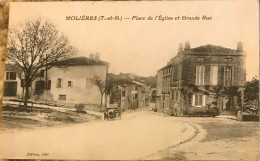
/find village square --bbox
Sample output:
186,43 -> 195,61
0,1 -> 259,160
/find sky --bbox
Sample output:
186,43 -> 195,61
9,1 -> 259,80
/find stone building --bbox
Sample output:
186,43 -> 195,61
156,41 -> 246,116
110,79 -> 150,110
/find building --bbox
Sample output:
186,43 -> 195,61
4,55 -> 109,105
156,41 -> 246,116
3,64 -> 20,96
109,76 -> 150,110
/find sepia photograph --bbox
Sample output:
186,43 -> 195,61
0,1 -> 259,160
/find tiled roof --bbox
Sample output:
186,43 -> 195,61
5,63 -> 16,71
52,56 -> 109,66
189,45 -> 238,54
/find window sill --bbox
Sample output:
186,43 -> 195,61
193,106 -> 204,108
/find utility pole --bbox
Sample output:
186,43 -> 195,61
45,54 -> 48,91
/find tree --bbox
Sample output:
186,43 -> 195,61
244,77 -> 259,102
7,18 -> 76,107
91,75 -> 106,111
243,77 -> 259,114
91,73 -> 133,111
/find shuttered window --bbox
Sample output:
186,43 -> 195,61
210,66 -> 218,85
195,65 -> 205,85
224,66 -> 232,86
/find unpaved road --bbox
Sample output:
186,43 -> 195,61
0,111 -> 198,160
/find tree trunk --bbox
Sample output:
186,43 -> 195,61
24,85 -> 29,108
23,78 -> 30,108
105,93 -> 107,108
100,93 -> 103,112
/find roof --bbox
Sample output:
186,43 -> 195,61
52,56 -> 109,66
5,63 -> 18,71
187,44 -> 240,55
158,63 -> 172,72
132,80 -> 145,86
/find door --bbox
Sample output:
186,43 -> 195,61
3,81 -> 17,96
35,80 -> 45,94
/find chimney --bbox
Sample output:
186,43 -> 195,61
95,52 -> 100,60
237,41 -> 243,51
178,43 -> 183,53
89,53 -> 94,59
184,41 -> 191,50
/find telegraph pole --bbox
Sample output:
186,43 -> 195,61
45,54 -> 48,91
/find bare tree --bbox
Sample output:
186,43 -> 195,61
7,18 -> 76,107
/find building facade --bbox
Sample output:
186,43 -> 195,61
3,64 -> 20,97
156,42 -> 246,116
4,55 -> 109,105
110,80 -> 150,110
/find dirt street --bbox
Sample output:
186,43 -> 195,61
0,110 -> 259,160
0,111 -> 196,160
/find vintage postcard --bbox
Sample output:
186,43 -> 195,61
0,1 -> 259,160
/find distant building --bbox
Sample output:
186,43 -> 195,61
156,42 -> 246,116
109,77 -> 150,110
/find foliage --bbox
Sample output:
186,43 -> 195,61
242,100 -> 259,115
244,77 -> 259,102
7,18 -> 76,107
240,77 -> 259,117
74,103 -> 86,113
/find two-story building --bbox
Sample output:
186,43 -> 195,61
157,41 -> 246,116
4,55 -> 109,105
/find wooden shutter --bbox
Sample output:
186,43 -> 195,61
203,95 -> 206,106
196,66 -> 199,85
202,66 -> 205,85
192,94 -> 195,106
210,66 -> 218,85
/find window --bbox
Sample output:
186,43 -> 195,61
122,91 -> 126,97
115,85 -> 118,89
224,57 -> 232,62
58,95 -> 66,100
178,66 -> 182,80
211,57 -> 218,61
132,93 -> 138,99
68,81 -> 73,87
195,65 -> 205,85
172,89 -> 178,102
192,94 -> 206,107
6,72 -> 16,80
224,66 -> 232,86
210,66 -> 218,85
38,70 -> 44,77
133,85 -> 137,91
56,78 -> 63,88
176,91 -> 179,102
197,57 -> 205,61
